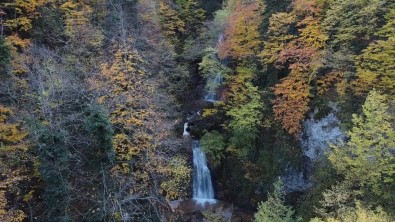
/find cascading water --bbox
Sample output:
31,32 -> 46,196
183,122 -> 190,136
192,141 -> 215,204
204,73 -> 223,102
184,34 -> 223,205
204,34 -> 224,102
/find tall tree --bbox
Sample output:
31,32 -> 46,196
329,90 -> 395,200
0,106 -> 29,222
254,179 -> 296,222
354,8 -> 395,95
219,0 -> 263,60
322,0 -> 386,52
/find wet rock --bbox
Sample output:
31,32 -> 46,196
167,199 -> 253,222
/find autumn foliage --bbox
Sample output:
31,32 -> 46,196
265,0 -> 328,137
218,0 -> 263,60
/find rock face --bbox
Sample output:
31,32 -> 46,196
283,103 -> 345,193
283,167 -> 311,193
302,103 -> 345,161
167,199 -> 253,222
169,199 -> 228,214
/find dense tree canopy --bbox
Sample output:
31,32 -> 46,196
0,0 -> 394,221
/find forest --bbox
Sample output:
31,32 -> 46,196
0,0 -> 394,221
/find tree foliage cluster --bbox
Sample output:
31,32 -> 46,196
0,0 -> 394,221
168,0 -> 395,220
0,0 -> 192,221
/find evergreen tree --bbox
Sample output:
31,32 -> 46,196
354,8 -> 395,95
329,90 -> 395,200
254,179 -> 297,222
84,106 -> 115,167
37,127 -> 72,222
0,37 -> 10,72
322,0 -> 386,52
200,130 -> 225,165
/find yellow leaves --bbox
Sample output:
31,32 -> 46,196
110,104 -> 148,130
0,107 -> 30,222
0,106 -> 12,122
260,12 -> 296,64
112,133 -> 138,173
353,35 -> 395,95
159,1 -> 185,45
60,1 -> 79,10
111,131 -> 153,174
22,190 -> 34,202
4,34 -> 30,75
160,156 -> 191,200
60,0 -> 92,33
0,106 -> 28,146
1,0 -> 47,32
203,108 -> 218,117
113,134 -> 139,159
297,16 -> 328,49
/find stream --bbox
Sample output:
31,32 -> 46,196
181,33 -> 225,205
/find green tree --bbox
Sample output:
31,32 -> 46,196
36,127 -> 72,222
199,47 -> 229,79
313,203 -> 393,222
225,67 -> 263,157
159,1 -> 185,46
200,130 -> 225,166
0,37 -> 10,72
322,0 -> 386,52
84,106 -> 115,167
315,181 -> 357,220
328,90 -> 395,199
354,8 -> 395,95
254,179 -> 297,222
176,0 -> 205,37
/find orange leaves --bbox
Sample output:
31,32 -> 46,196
292,0 -> 322,17
218,0 -> 263,60
272,72 -> 310,137
260,1 -> 329,137
317,71 -> 344,95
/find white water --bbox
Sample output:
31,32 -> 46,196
204,73 -> 223,102
183,122 -> 190,136
204,34 -> 224,103
192,141 -> 215,204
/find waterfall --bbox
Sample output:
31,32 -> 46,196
204,34 -> 224,103
204,73 -> 223,102
192,141 -> 215,204
183,122 -> 190,136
